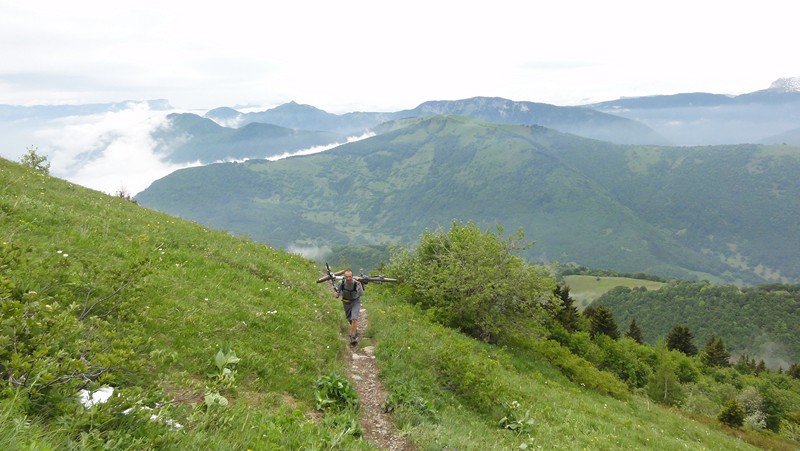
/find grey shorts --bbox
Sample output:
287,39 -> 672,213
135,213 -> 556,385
343,299 -> 361,322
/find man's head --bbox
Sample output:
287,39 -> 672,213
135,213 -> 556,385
344,270 -> 353,281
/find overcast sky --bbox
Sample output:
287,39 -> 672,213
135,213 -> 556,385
2,1 -> 798,113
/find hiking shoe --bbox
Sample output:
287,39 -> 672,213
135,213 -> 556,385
349,335 -> 358,346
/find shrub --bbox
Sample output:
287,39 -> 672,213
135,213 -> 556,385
387,221 -> 557,343
718,399 -> 745,428
315,373 -> 359,412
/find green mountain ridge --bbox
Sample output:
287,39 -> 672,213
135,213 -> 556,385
137,115 -> 800,285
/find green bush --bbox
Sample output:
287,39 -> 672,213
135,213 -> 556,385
718,399 -> 745,428
387,221 -> 557,343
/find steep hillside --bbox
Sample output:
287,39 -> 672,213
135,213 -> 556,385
3,156 -> 793,449
137,115 -> 800,284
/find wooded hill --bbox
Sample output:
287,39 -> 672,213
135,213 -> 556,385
594,281 -> 800,364
137,115 -> 800,285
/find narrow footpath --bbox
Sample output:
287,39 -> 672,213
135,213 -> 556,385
345,307 -> 415,451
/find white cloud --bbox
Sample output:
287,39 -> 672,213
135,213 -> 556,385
29,103 -> 202,195
287,244 -> 332,262
265,132 -> 375,162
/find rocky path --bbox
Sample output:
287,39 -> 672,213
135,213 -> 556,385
345,307 -> 415,451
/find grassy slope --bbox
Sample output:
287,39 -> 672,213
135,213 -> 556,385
1,157 -> 781,449
563,275 -> 667,309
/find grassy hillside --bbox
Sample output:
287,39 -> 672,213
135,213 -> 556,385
2,156 -> 797,449
562,275 -> 667,309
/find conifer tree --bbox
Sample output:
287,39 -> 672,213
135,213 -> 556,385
789,363 -> 800,379
553,284 -> 579,331
665,324 -> 697,356
700,336 -> 731,367
625,318 -> 643,344
589,306 -> 619,339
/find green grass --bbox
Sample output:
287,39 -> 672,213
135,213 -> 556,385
365,291 -> 763,450
2,157 -> 797,450
1,158 -> 370,449
564,275 -> 666,309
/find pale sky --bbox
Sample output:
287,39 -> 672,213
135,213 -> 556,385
1,0 -> 797,113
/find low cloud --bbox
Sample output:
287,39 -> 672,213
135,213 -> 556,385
1,103 -> 374,197
287,244 -> 332,261
266,132 -> 375,161
27,103 -> 201,196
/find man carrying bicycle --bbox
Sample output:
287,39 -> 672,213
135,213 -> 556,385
336,270 -> 364,345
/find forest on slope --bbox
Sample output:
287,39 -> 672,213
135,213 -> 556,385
593,281 -> 800,365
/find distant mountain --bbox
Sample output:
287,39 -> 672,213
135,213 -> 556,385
137,115 -> 800,285
152,112 -> 346,163
205,97 -> 668,145
589,77 -> 800,145
394,97 -> 669,145
205,101 -> 394,135
0,99 -> 172,121
761,127 -> 800,145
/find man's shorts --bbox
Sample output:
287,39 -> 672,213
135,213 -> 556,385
343,299 -> 361,322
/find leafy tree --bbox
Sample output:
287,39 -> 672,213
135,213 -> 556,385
718,399 -> 745,428
700,336 -> 731,367
666,325 -> 697,356
387,221 -> 557,343
646,345 -> 684,406
588,306 -> 619,339
19,145 -> 50,174
553,284 -> 579,332
625,318 -> 643,344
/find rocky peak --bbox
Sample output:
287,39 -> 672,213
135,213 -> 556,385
768,77 -> 800,92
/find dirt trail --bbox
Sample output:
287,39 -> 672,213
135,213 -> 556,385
345,307 -> 415,451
